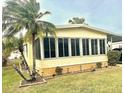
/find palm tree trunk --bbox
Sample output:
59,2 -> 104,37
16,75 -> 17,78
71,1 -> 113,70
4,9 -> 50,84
20,52 -> 31,76
13,64 -> 28,81
31,33 -> 36,80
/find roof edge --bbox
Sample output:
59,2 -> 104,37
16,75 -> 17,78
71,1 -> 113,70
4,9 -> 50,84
56,24 -> 122,37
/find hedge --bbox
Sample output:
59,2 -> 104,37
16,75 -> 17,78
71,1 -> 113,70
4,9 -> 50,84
107,50 -> 121,66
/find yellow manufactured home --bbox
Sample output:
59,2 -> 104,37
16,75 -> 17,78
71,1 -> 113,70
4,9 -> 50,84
23,24 -> 121,76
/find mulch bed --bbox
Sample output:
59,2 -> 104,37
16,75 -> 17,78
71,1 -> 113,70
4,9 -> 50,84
19,77 -> 47,87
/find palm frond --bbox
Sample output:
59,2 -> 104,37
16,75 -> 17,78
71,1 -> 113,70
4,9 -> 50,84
36,11 -> 51,19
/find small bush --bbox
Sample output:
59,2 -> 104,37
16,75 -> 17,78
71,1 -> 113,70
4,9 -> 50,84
107,50 -> 121,66
91,66 -> 96,72
2,57 -> 7,67
55,66 -> 63,75
52,74 -> 56,77
96,62 -> 102,68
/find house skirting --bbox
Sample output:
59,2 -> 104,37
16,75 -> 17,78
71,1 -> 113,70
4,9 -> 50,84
38,61 -> 108,77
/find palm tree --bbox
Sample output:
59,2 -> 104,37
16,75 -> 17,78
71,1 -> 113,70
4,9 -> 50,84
68,17 -> 86,24
3,35 -> 32,80
2,0 -> 56,81
2,36 -> 17,67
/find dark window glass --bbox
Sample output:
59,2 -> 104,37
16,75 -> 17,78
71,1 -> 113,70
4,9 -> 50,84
103,40 -> 105,54
44,38 -> 56,58
50,38 -> 55,57
34,38 -> 41,59
44,38 -> 50,58
91,39 -> 94,54
76,39 -> 80,56
100,40 -> 102,54
82,39 -> 89,55
91,39 -> 98,55
86,39 -> 89,55
71,39 -> 75,56
100,39 -> 105,54
58,38 -> 69,57
58,38 -> 63,57
71,38 -> 80,56
64,38 -> 69,56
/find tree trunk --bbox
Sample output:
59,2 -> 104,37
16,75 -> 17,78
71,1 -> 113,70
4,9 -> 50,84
31,33 -> 36,80
18,42 -> 32,77
20,52 -> 31,76
13,64 -> 28,81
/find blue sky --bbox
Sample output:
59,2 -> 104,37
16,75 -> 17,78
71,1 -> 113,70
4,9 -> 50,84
39,0 -> 122,33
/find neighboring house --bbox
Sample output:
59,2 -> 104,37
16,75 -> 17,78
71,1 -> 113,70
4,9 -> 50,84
8,50 -> 21,60
107,35 -> 122,51
107,41 -> 122,51
23,24 -> 121,76
111,41 -> 122,49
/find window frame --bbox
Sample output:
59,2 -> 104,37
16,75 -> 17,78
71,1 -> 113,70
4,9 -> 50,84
99,39 -> 106,54
43,37 -> 56,58
71,38 -> 80,56
91,39 -> 98,55
58,38 -> 69,57
42,37 -> 107,60
82,38 -> 89,55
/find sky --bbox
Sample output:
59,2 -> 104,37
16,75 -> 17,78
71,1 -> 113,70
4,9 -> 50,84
39,0 -> 122,33
2,0 -> 122,34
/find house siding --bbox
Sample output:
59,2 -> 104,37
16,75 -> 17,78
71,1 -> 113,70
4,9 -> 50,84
24,27 -> 108,76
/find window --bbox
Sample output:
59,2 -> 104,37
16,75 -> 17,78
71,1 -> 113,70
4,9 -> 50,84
82,39 -> 89,55
58,38 -> 69,57
91,39 -> 98,55
71,38 -> 80,56
44,37 -> 56,58
34,38 -> 41,59
99,39 -> 105,54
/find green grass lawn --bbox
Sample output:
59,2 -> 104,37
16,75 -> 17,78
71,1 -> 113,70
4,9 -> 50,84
2,64 -> 122,93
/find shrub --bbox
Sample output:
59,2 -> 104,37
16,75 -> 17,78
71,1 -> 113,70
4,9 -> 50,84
52,74 -> 56,77
55,66 -> 63,75
91,66 -> 96,72
96,62 -> 102,68
107,50 -> 121,66
2,57 -> 7,67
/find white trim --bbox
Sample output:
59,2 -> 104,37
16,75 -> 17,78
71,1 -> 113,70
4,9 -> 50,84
55,38 -> 59,58
105,39 -> 107,54
79,38 -> 83,55
89,39 -> 91,55
68,38 -> 71,56
97,39 -> 100,54
41,37 -> 107,59
42,54 -> 107,60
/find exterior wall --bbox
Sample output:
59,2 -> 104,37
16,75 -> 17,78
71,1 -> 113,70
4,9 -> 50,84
24,27 -> 108,76
36,55 -> 108,68
56,28 -> 107,38
24,42 -> 33,68
38,62 -> 108,76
